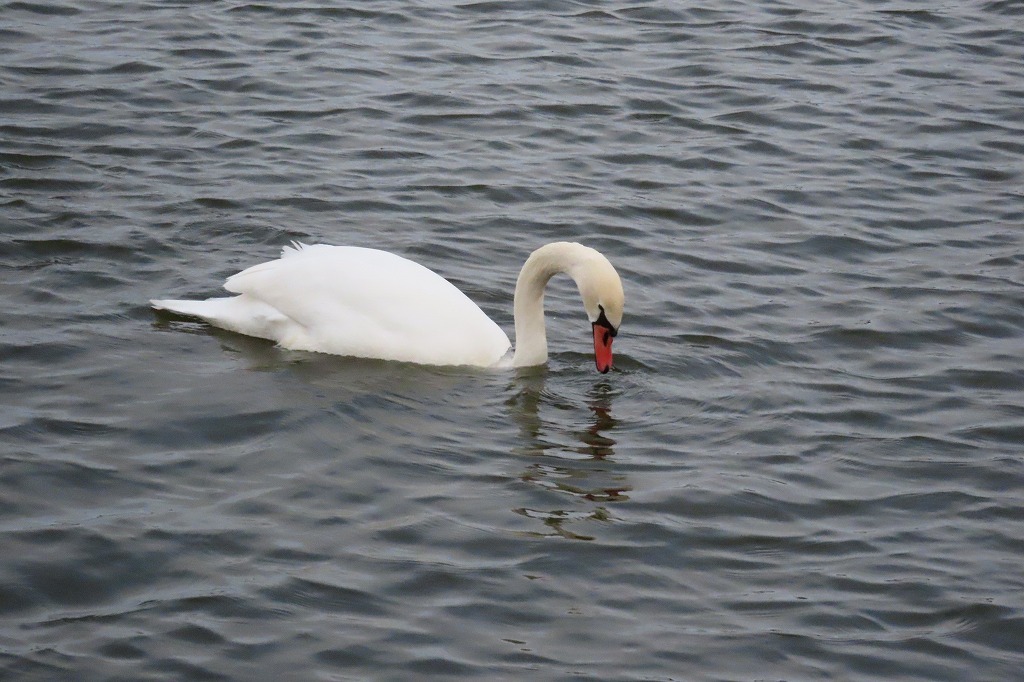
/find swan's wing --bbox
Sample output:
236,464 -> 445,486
224,245 -> 511,365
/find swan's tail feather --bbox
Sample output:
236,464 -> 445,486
150,297 -> 237,320
151,296 -> 290,343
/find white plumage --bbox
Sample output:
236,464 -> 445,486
152,241 -> 624,371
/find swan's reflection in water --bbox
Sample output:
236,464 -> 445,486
178,329 -> 630,541
507,370 -> 631,540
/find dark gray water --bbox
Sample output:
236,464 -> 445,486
2,1 -> 1023,680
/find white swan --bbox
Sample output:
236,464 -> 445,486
151,241 -> 624,372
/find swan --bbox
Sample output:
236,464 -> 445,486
151,241 -> 624,372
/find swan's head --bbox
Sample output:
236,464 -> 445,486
514,241 -> 625,373
573,249 -> 624,374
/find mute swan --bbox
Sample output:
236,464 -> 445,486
151,241 -> 624,372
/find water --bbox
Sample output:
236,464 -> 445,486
2,1 -> 1023,680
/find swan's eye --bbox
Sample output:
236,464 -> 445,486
594,306 -> 618,337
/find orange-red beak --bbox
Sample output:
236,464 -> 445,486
592,322 -> 614,373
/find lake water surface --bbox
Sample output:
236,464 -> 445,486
2,1 -> 1023,680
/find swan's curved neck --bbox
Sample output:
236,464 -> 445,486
511,242 -> 587,368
